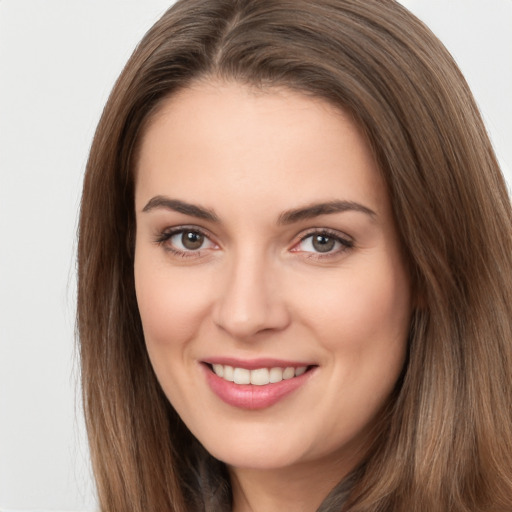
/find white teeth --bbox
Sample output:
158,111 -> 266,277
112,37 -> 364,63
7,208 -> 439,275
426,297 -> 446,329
223,365 -> 234,382
269,367 -> 283,383
212,364 -> 224,378
283,367 -> 295,380
233,367 -> 251,384
295,366 -> 307,376
211,364 -> 309,385
250,368 -> 270,386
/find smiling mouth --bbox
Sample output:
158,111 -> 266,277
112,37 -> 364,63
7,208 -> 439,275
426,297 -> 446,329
203,361 -> 317,409
207,364 -> 315,386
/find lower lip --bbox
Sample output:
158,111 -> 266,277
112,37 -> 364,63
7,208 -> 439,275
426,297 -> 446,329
203,364 -> 314,410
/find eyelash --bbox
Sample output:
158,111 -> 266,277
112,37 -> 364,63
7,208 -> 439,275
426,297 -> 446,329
294,229 -> 354,259
154,226 -> 215,258
154,226 -> 354,259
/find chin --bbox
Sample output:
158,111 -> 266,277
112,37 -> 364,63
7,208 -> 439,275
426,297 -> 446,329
214,447 -> 307,471
193,427 -> 307,470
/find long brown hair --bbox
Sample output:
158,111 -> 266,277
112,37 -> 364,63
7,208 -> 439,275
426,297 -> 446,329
77,1 -> 512,510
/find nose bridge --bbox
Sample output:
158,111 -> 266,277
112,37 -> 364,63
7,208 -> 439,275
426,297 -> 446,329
213,244 -> 289,338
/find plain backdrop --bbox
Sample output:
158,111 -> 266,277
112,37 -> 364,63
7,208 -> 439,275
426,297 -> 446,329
0,1 -> 510,510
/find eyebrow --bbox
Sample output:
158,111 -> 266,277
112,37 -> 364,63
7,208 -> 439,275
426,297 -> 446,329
142,196 -> 375,224
277,200 -> 376,224
142,196 -> 219,222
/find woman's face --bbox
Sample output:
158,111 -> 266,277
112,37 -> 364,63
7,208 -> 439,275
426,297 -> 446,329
134,81 -> 411,475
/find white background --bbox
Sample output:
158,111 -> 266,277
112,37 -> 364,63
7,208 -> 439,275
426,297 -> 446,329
0,1 -> 510,510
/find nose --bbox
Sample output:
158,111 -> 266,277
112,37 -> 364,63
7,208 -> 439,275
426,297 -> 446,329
212,250 -> 291,340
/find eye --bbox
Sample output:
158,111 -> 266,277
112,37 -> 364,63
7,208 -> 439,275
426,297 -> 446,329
156,227 -> 217,256
172,230 -> 208,251
293,230 -> 353,256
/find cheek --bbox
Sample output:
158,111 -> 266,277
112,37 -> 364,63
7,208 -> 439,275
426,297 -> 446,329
297,260 -> 410,442
134,253 -> 216,418
134,253 -> 213,350
295,255 -> 411,366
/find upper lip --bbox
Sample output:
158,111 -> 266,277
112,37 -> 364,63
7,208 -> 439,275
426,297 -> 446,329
202,357 -> 316,370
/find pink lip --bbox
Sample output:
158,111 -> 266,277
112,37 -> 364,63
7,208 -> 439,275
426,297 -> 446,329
201,361 -> 316,410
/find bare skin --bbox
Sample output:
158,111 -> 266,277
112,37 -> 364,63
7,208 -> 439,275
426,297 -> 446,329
134,80 -> 411,512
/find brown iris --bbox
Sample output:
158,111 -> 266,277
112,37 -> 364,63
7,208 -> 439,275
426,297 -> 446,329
312,234 -> 335,253
182,231 -> 204,250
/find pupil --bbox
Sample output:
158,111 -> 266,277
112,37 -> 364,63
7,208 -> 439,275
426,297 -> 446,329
312,235 -> 335,253
182,231 -> 204,250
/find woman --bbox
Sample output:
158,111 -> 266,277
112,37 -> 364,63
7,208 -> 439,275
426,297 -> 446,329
77,0 -> 512,510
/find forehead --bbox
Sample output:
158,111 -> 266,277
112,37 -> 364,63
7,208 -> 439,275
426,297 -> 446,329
135,80 -> 388,219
